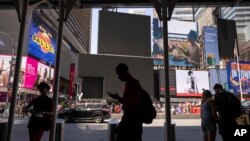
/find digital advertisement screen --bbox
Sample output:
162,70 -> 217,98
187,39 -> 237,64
24,56 -> 54,90
204,26 -> 220,67
227,61 -> 250,95
152,10 -> 199,67
0,55 -> 26,88
159,70 -> 176,96
176,70 -> 209,97
28,12 -> 57,65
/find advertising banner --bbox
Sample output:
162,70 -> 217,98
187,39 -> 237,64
176,70 -> 209,97
204,26 -> 220,67
152,11 -> 199,67
0,55 -> 26,88
24,57 -> 38,88
24,56 -> 54,90
69,63 -> 75,99
159,70 -> 176,96
227,61 -> 250,95
28,12 -> 57,65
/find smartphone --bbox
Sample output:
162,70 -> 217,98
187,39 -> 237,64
106,91 -> 114,96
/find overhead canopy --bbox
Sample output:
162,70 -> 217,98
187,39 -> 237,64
0,0 -> 249,8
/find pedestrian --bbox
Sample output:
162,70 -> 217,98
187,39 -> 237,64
201,89 -> 219,141
23,82 -> 53,141
107,63 -> 143,141
213,83 -> 237,141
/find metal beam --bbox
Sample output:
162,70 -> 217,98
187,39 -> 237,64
49,0 -> 66,140
162,0 -> 172,140
49,0 -> 77,140
6,0 -> 29,140
1,0 -> 250,8
6,1 -> 51,141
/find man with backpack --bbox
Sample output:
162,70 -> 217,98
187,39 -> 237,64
107,63 -> 143,141
213,83 -> 242,141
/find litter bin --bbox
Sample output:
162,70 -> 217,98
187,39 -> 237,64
55,119 -> 65,141
164,122 -> 176,141
0,119 -> 8,141
108,118 -> 119,141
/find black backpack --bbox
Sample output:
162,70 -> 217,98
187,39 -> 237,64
225,91 -> 242,118
138,89 -> 157,124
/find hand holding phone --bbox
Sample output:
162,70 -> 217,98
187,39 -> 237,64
107,91 -> 120,99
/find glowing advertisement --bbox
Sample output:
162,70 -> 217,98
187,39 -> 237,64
159,70 -> 176,96
28,12 -> 57,65
24,57 -> 54,90
0,55 -> 26,88
204,26 -> 220,67
176,70 -> 209,97
152,11 -> 199,67
227,61 -> 250,95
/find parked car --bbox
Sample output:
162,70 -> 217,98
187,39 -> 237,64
58,103 -> 111,123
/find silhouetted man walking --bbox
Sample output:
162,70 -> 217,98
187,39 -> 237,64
213,83 -> 237,141
107,63 -> 142,141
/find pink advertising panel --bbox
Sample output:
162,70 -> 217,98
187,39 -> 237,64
24,57 -> 54,90
24,57 -> 38,88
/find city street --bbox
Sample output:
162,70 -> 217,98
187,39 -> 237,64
10,118 -> 223,141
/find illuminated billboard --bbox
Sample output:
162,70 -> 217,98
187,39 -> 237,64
0,55 -> 26,88
28,12 -> 57,65
227,61 -> 250,95
152,11 -> 199,67
204,26 -> 220,67
176,70 -> 209,97
0,55 -> 54,91
24,56 -> 54,90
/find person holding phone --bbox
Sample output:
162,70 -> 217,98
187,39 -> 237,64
23,82 -> 53,141
107,63 -> 142,141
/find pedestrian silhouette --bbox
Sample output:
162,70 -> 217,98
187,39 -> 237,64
213,83 -> 238,141
23,82 -> 54,141
107,63 -> 143,141
201,89 -> 219,141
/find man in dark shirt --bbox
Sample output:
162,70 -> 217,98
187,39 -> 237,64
213,83 -> 237,141
107,63 -> 142,141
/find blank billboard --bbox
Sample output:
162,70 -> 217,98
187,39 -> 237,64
217,18 -> 237,59
98,11 -> 151,57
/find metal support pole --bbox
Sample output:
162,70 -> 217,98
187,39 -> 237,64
49,0 -> 66,140
162,0 -> 172,141
6,0 -> 29,141
235,38 -> 243,101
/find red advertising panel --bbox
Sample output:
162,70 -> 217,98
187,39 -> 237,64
176,70 -> 209,97
69,63 -> 75,99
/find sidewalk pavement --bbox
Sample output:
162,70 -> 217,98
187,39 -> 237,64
7,118 -> 223,141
